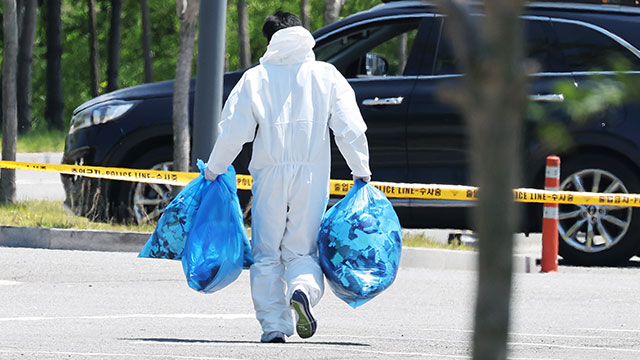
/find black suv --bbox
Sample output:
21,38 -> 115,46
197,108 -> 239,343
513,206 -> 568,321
62,1 -> 640,266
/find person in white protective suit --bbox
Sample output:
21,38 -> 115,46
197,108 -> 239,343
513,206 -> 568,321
204,11 -> 371,343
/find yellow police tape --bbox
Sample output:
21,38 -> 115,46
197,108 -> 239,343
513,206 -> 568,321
3,159 -> 640,207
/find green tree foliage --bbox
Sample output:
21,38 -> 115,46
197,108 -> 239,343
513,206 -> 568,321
17,0 -> 380,132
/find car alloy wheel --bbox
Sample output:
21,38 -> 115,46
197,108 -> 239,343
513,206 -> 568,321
132,161 -> 174,223
558,168 -> 632,253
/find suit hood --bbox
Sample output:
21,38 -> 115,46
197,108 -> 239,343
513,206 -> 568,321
260,26 -> 316,65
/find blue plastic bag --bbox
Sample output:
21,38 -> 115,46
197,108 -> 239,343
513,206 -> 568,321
181,165 -> 252,293
138,159 -> 210,259
318,180 -> 402,308
139,161 -> 254,270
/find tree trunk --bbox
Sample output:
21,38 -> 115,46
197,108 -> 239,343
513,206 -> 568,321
140,0 -> 154,83
300,0 -> 310,29
173,0 -> 200,175
45,0 -> 64,130
323,0 -> 344,26
17,0 -> 25,37
88,0 -> 100,97
237,0 -> 250,69
17,0 -> 37,133
107,0 -> 123,92
436,0 -> 527,359
1,0 -> 19,203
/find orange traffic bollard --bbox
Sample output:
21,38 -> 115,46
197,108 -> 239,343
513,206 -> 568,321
541,155 -> 560,272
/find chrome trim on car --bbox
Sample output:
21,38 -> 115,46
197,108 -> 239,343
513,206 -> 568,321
350,75 -> 419,82
363,96 -> 404,106
528,2 -> 640,15
416,74 -> 463,80
316,9 -> 640,67
417,71 -> 638,80
548,17 -> 640,59
529,94 -> 565,102
571,70 -> 640,76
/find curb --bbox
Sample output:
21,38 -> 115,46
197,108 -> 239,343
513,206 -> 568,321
0,226 -> 538,273
400,247 -> 537,273
0,226 -> 148,253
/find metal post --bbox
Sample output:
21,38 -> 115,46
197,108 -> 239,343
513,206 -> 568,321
192,0 -> 227,168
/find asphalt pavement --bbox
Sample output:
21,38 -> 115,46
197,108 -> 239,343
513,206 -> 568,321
1,247 -> 640,359
14,152 -> 65,202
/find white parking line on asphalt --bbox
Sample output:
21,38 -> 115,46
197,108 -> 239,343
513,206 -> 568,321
577,327 -> 640,333
418,327 -> 633,340
15,179 -> 63,184
509,341 -> 640,354
0,349 -> 242,360
0,280 -> 20,286
0,313 -> 254,322
330,330 -> 640,356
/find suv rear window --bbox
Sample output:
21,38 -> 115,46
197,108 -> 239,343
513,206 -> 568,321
434,19 -> 563,75
433,17 -> 640,75
551,20 -> 640,72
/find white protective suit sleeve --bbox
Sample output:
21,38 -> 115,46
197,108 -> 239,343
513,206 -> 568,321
328,69 -> 372,178
206,73 -> 258,175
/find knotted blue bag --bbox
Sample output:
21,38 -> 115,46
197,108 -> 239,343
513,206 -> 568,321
139,160 -> 253,275
181,165 -> 252,293
318,180 -> 402,308
138,159 -> 211,260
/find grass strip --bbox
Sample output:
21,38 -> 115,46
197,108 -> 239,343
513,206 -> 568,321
0,201 -> 156,233
0,129 -> 67,153
402,230 -> 474,251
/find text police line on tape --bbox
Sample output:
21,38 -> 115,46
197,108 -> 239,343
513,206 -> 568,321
3,160 -> 640,207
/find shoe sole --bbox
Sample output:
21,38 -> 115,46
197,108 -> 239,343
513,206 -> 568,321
291,293 -> 316,339
261,337 -> 285,343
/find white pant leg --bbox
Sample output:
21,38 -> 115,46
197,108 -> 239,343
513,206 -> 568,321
282,166 -> 329,307
249,169 -> 293,335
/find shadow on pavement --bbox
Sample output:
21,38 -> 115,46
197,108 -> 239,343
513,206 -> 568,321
125,337 -> 370,347
557,258 -> 640,268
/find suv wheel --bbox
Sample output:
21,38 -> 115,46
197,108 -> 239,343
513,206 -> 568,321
558,153 -> 640,266
116,147 -> 174,224
132,161 -> 174,223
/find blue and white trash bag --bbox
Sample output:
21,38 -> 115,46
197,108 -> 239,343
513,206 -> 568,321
318,180 -> 402,308
181,165 -> 253,293
139,160 -> 253,293
138,159 -> 211,260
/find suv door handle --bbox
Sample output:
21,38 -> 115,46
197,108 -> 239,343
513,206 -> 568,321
529,94 -> 564,102
362,96 -> 404,106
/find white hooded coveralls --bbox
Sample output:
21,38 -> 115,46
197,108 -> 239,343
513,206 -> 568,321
206,26 -> 371,335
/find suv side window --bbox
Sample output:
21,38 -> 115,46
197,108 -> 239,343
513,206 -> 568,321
314,18 -> 423,78
434,18 -> 561,75
551,20 -> 640,71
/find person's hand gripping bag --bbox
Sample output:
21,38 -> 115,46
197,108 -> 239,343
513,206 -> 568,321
181,165 -> 254,293
138,159 -> 211,259
318,180 -> 402,308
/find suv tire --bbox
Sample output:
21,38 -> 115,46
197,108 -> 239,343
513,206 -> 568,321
115,146 -> 174,224
558,153 -> 640,266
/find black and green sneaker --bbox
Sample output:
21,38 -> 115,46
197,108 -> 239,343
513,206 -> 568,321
290,290 -> 317,339
260,331 -> 286,343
